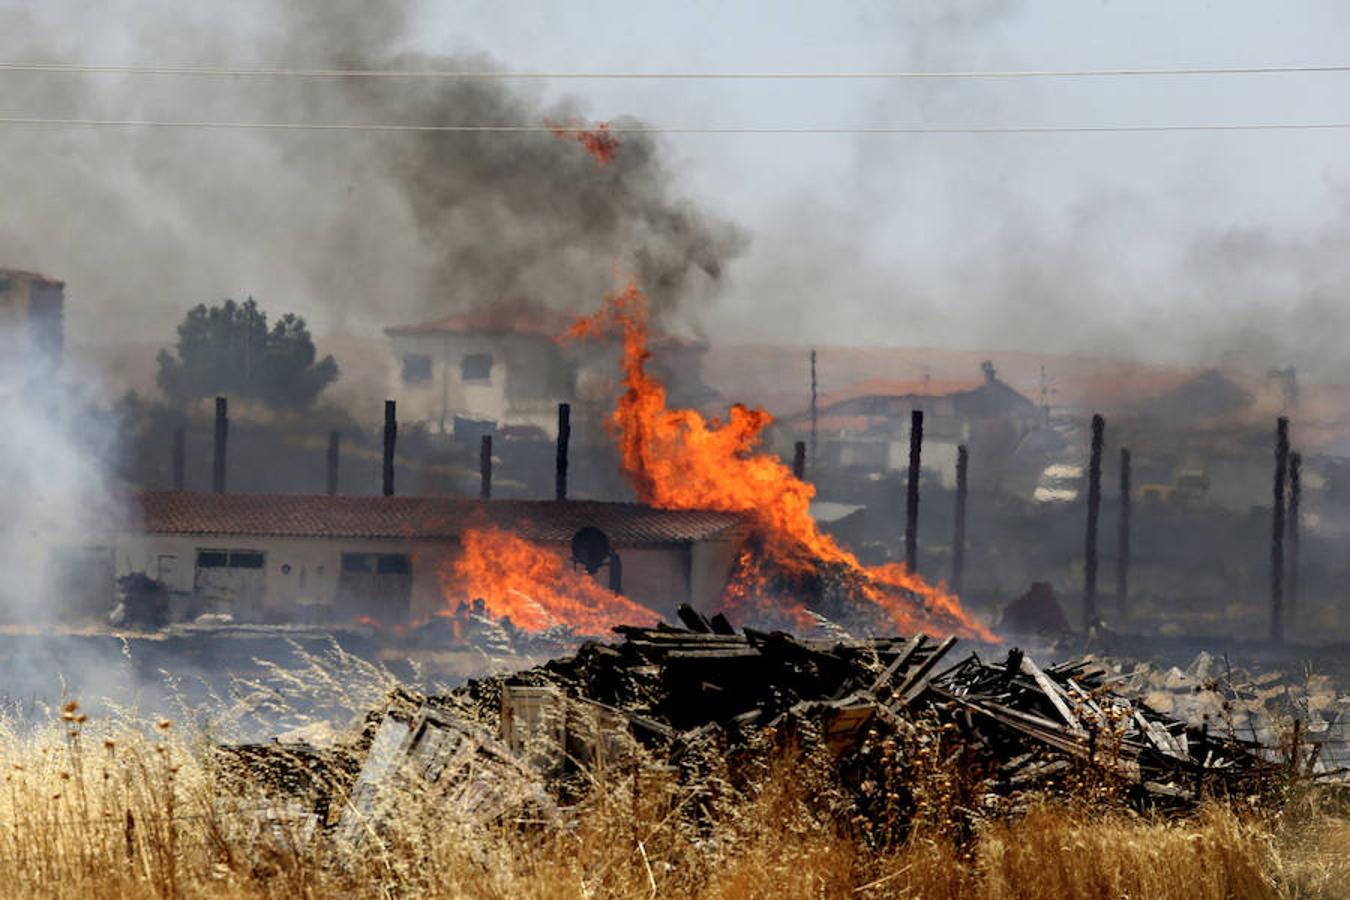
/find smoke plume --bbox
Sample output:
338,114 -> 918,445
0,331 -> 127,620
0,0 -> 746,348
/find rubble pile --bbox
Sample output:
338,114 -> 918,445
486,609 -> 1284,804
223,611 -> 1325,845
1097,650 -> 1350,779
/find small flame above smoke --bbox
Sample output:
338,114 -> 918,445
550,121 -> 621,165
440,527 -> 657,635
568,283 -> 998,642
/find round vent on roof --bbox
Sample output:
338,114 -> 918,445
571,526 -> 611,575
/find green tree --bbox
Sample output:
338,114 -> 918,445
156,298 -> 339,410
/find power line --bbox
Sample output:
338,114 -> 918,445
4,62 -> 1350,80
3,116 -> 1350,134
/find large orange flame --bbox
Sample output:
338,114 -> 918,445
439,527 -> 658,636
568,283 -> 998,642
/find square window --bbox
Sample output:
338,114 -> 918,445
229,551 -> 265,570
376,555 -> 411,575
461,353 -> 493,382
341,553 -> 374,574
402,354 -> 432,384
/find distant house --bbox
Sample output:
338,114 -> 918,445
74,492 -> 750,626
783,363 -> 1045,486
1134,369 -> 1253,422
385,299 -> 714,439
0,267 -> 64,363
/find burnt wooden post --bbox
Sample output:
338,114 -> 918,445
382,400 -> 397,497
792,441 -> 806,480
809,349 -> 818,475
1271,417 -> 1289,643
556,402 -> 571,501
480,434 -> 493,500
904,409 -> 924,573
212,397 -> 228,494
1083,413 -> 1105,630
326,430 -> 340,496
171,427 -> 185,491
1288,449 -> 1302,628
1116,447 -> 1132,618
951,444 -> 968,595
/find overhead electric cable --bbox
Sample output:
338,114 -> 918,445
4,62 -> 1350,80
2,116 -> 1350,134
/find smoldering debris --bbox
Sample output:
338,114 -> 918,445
219,615 -> 1321,853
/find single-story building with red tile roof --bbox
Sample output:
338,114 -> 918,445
70,492 -> 750,627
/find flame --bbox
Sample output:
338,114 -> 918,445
551,121 -> 620,165
439,526 -> 657,636
568,282 -> 998,642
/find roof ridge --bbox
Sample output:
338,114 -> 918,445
137,491 -> 750,544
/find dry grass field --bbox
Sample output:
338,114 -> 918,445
1,691 -> 1346,900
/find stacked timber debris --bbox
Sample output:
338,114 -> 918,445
223,609 -> 1295,843
476,606 -> 1282,808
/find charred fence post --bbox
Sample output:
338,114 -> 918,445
1083,413 -> 1105,630
809,349 -> 818,475
952,444 -> 968,595
382,401 -> 397,497
480,434 -> 493,500
326,430 -> 340,496
1271,417 -> 1289,644
1116,447 -> 1132,618
1288,449 -> 1302,629
171,427 -> 185,491
904,409 -> 924,573
792,441 -> 806,480
556,403 -> 571,501
212,397 -> 228,494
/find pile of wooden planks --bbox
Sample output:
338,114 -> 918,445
219,609 -> 1291,842
496,605 -> 1282,807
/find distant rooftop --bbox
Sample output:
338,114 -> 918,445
0,267 -> 64,286
385,298 -> 569,338
814,377 -> 987,411
385,298 -> 706,349
138,492 -> 749,546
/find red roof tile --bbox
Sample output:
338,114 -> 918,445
815,377 -> 985,411
384,299 -> 707,349
138,492 -> 749,546
385,299 -> 569,338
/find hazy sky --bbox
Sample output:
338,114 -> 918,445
5,1 -> 1350,376
412,0 -> 1350,364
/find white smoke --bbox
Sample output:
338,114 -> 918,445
0,329 -> 128,621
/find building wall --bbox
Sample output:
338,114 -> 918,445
0,270 -> 63,362
92,530 -> 742,626
689,533 -> 747,614
388,332 -> 577,435
115,533 -> 429,623
613,545 -> 690,617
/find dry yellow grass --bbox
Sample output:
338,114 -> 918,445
0,698 -> 1344,899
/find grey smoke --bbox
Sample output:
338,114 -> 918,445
5,0 -> 1350,385
708,0 -> 1350,383
0,0 -> 746,347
